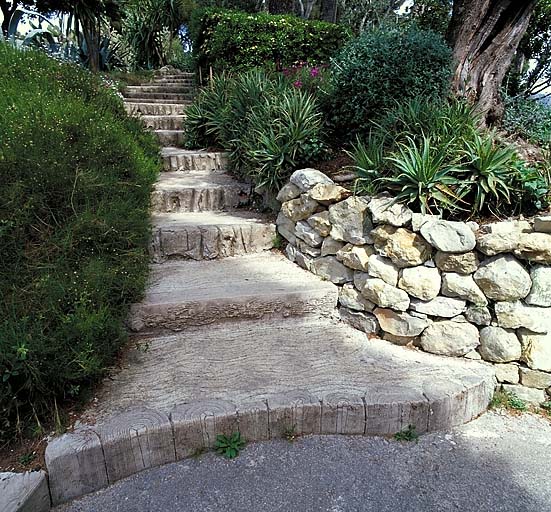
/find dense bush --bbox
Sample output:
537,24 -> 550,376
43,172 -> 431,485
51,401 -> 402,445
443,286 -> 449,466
184,69 -> 324,191
190,8 -> 350,73
326,25 -> 452,141
0,44 -> 159,442
351,98 -> 549,217
503,95 -> 551,146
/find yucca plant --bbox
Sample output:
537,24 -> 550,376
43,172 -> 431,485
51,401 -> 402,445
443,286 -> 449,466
381,136 -> 466,215
347,133 -> 386,195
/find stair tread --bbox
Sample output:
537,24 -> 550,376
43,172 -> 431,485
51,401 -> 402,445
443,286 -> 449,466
154,171 -> 249,190
152,210 -> 273,228
161,147 -> 227,157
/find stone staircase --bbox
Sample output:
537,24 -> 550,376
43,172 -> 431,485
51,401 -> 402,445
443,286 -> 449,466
43,69 -> 496,508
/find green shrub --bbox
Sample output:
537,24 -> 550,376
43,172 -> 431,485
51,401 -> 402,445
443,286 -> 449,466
503,96 -> 551,146
184,69 -> 324,192
0,44 -> 159,442
190,8 -> 350,73
326,25 -> 452,141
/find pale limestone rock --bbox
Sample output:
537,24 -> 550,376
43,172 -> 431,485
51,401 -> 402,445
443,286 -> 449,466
476,220 -> 532,256
409,296 -> 466,318
290,168 -> 333,192
355,276 -> 410,311
441,272 -> 487,306
495,302 -> 550,334
367,254 -> 399,286
371,225 -> 432,268
339,307 -> 379,335
519,329 -> 551,371
307,211 -> 331,237
534,214 -> 551,233
464,350 -> 482,360
285,244 -> 297,262
494,363 -> 519,384
311,256 -> 353,284
276,182 -> 301,202
281,195 -> 319,222
526,266 -> 551,307
501,384 -> 546,404
398,266 -> 441,301
519,367 -> 551,389
515,232 -> 551,264
307,183 -> 351,205
420,318 -> 480,356
338,283 -> 375,312
420,220 -> 476,253
321,237 -> 345,257
473,255 -> 531,301
328,196 -> 372,245
434,251 -> 479,274
478,327 -> 522,363
373,308 -> 431,337
296,239 -> 321,258
295,221 -> 324,247
383,332 -> 421,346
336,244 -> 373,271
367,193 -> 412,227
464,305 -> 492,326
411,213 -> 440,232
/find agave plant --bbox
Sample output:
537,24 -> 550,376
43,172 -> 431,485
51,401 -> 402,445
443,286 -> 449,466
381,136 -> 466,215
347,133 -> 386,195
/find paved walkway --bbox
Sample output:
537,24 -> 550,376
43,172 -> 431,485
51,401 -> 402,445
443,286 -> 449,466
56,411 -> 551,512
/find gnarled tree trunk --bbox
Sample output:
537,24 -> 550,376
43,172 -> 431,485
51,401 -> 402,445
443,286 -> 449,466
447,0 -> 537,125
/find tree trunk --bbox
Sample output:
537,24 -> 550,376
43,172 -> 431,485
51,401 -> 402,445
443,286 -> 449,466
81,16 -> 100,72
447,0 -> 537,126
320,0 -> 337,22
1,1 -> 19,37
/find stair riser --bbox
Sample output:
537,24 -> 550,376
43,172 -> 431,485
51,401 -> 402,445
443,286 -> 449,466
151,186 -> 251,213
124,92 -> 194,101
124,98 -> 190,104
142,116 -> 185,131
162,153 -> 228,172
156,73 -> 195,79
155,130 -> 185,146
125,103 -> 187,116
126,85 -> 195,93
127,287 -> 339,333
149,223 -> 276,262
151,79 -> 195,85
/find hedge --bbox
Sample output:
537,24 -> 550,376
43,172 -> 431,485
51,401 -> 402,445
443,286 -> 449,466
190,8 -> 351,73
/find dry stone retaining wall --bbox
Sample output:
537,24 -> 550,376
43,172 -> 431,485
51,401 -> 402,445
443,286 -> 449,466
277,169 -> 551,404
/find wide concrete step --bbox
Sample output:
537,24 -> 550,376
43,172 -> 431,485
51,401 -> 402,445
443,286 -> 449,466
123,91 -> 193,101
149,211 -> 276,262
156,72 -> 195,79
125,84 -> 195,94
125,102 -> 188,116
124,97 -> 189,104
141,115 -> 185,131
155,129 -> 185,146
152,78 -> 195,85
151,171 -> 251,213
127,253 -> 339,332
161,148 -> 228,172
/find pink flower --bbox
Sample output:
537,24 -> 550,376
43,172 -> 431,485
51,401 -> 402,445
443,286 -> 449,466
293,80 -> 303,88
310,67 -> 320,77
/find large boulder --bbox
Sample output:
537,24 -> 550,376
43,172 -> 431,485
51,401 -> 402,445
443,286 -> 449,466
371,225 -> 432,268
336,244 -> 373,271
311,256 -> 353,284
441,272 -> 487,306
409,296 -> 467,318
420,220 -> 476,253
339,283 -> 375,312
281,195 -> 319,222
411,213 -> 441,232
526,265 -> 551,307
397,266 -> 441,301
476,220 -> 532,256
290,168 -> 333,191
328,196 -> 372,245
495,301 -> 550,334
473,255 -> 531,301
478,326 -> 522,363
519,330 -> 551,372
367,193 -> 412,227
420,318 -> 480,356
307,183 -> 351,205
354,275 -> 410,311
373,308 -> 431,337
515,232 -> 551,264
367,254 -> 399,286
434,251 -> 479,275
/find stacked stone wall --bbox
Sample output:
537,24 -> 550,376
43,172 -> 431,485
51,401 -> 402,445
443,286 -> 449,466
277,169 -> 551,403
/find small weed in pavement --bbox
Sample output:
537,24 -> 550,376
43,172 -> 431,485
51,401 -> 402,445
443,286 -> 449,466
283,425 -> 298,443
394,425 -> 418,442
490,390 -> 527,411
215,432 -> 246,459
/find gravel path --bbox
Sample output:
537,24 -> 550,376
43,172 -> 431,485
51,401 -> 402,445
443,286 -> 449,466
56,411 -> 551,512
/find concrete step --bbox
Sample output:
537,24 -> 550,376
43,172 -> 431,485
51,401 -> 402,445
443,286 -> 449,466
155,72 -> 195,80
141,115 -> 185,131
151,171 -> 251,213
151,78 -> 195,85
155,130 -> 185,146
123,91 -> 194,101
127,253 -> 339,332
125,102 -> 188,116
149,211 -> 276,262
124,97 -> 189,104
125,84 -> 195,94
161,148 -> 228,172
